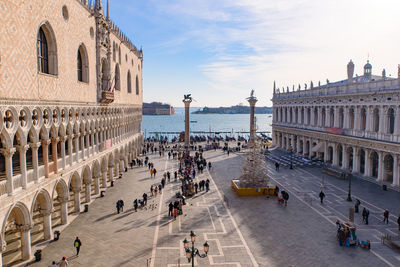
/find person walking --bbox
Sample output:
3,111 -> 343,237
120,199 -> 124,212
150,168 -> 153,178
167,171 -> 171,182
116,201 -> 121,214
365,209 -> 370,225
275,162 -> 279,171
174,171 -> 178,181
397,214 -> 400,231
319,190 -> 325,204
58,257 -> 68,267
153,168 -> 157,178
143,192 -> 148,206
158,184 -> 162,194
49,261 -> 58,267
161,178 -> 165,188
362,207 -> 367,223
154,186 -> 158,197
205,180 -> 210,192
194,183 -> 198,194
281,191 -> 289,206
179,200 -> 183,215
168,202 -> 173,217
383,209 -> 389,224
74,237 -> 82,256
133,199 -> 138,212
354,199 -> 361,213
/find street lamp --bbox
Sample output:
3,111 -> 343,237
288,146 -> 293,169
346,167 -> 352,202
183,231 -> 209,267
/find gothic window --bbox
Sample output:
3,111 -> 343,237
314,108 -> 318,126
388,108 -> 395,134
135,75 -> 139,95
360,108 -> 367,130
118,46 -> 121,64
373,108 -> 379,132
37,22 -> 58,75
77,44 -> 89,83
127,71 -> 132,93
101,59 -> 107,91
329,108 -> 334,127
37,28 -> 48,73
115,64 -> 120,90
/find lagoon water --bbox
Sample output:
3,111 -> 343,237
142,107 -> 273,139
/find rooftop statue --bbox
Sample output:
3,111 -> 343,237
183,94 -> 192,101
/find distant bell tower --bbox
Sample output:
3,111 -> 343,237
347,60 -> 354,82
364,60 -> 372,80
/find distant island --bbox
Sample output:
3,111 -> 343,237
193,105 -> 272,114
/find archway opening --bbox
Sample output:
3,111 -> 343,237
384,154 -> 393,183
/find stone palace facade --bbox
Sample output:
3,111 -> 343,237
0,0 -> 143,265
272,60 -> 400,189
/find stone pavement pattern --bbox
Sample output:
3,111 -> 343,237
29,146 -> 399,267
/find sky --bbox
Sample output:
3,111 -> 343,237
109,0 -> 400,107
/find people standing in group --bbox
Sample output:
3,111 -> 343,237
383,209 -> 389,224
58,257 -> 68,267
354,199 -> 361,213
168,202 -> 173,217
397,214 -> 400,231
74,237 -> 82,256
319,190 -> 325,204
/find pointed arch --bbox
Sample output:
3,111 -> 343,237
77,43 -> 89,83
135,75 -> 139,95
115,64 -> 120,91
127,70 -> 132,93
37,21 -> 58,75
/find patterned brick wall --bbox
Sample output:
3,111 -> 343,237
0,0 -> 142,106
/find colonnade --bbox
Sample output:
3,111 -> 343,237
273,130 -> 400,187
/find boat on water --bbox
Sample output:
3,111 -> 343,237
190,120 -> 198,123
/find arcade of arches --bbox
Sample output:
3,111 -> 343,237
272,128 -> 400,188
0,104 -> 143,266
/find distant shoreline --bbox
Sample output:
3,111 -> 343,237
192,105 -> 272,114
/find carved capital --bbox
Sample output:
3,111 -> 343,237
17,144 -> 30,153
0,148 -> 16,158
60,136 -> 68,142
41,139 -> 51,146
51,137 -> 60,144
1,240 -> 7,252
29,142 -> 41,150
17,224 -> 32,232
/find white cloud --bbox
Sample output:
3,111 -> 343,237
144,0 -> 400,106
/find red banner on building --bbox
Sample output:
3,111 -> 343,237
325,128 -> 344,135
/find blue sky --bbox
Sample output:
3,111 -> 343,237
109,0 -> 400,107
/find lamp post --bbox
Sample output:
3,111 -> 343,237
183,231 -> 209,267
346,167 -> 352,202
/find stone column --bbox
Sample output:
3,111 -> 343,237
0,148 -> 16,195
18,225 -> 32,260
332,144 -> 339,166
81,133 -> 86,160
60,136 -> 66,170
302,139 -> 307,156
51,137 -> 59,174
342,145 -> 349,170
85,182 -> 91,203
393,154 -> 399,186
379,107 -> 386,134
343,107 -> 350,129
353,147 -> 360,173
323,142 -> 328,162
68,135 -> 73,166
334,107 -> 340,128
325,107 -> 330,128
17,144 -> 29,189
85,132 -> 90,158
310,107 -> 315,126
183,98 -> 193,151
91,131 -> 96,156
42,139 -> 51,178
247,96 -> 258,145
102,171 -> 108,188
366,107 -> 373,132
41,209 -> 53,240
108,166 -> 114,183
364,149 -> 371,176
354,107 -> 360,130
30,142 -> 40,183
73,188 -> 81,213
74,134 -> 80,162
394,107 -> 400,136
94,176 -> 100,194
115,161 -> 120,178
296,136 -> 301,154
377,151 -> 384,182
317,107 -> 322,127
60,196 -> 69,225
